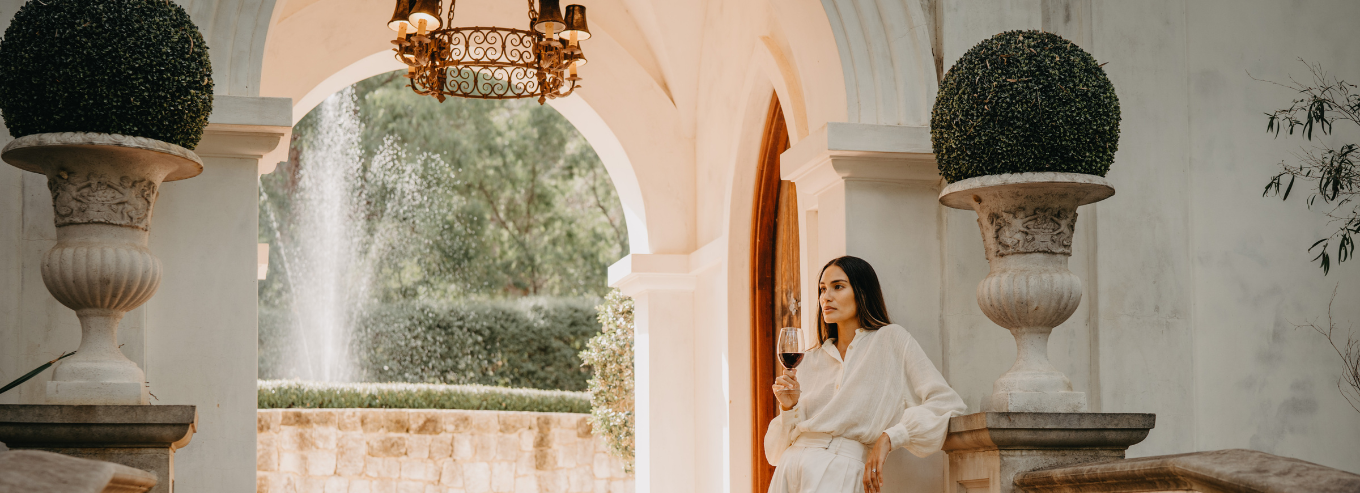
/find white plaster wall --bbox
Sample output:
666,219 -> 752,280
932,0 -> 1360,474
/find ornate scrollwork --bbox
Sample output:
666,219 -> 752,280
47,170 -> 159,230
985,205 -> 1076,256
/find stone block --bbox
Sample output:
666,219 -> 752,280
473,435 -> 497,462
283,410 -> 305,427
443,412 -> 472,433
408,435 -> 432,459
409,412 -> 442,435
350,479 -> 373,493
496,435 -> 521,461
339,411 -> 363,432
299,476 -> 329,493
398,480 -> 426,493
499,414 -> 532,433
515,451 -> 536,476
453,434 -> 474,460
259,410 -> 281,434
323,477 -> 348,493
556,444 -> 576,468
533,429 -> 552,449
535,449 -> 555,471
305,450 -> 338,476
592,479 -> 607,493
518,430 -> 534,451
574,442 -> 592,467
569,467 -> 592,493
280,450 -> 305,473
512,474 -> 538,493
573,417 -> 593,439
369,436 -> 408,457
470,413 -> 498,434
463,463 -> 491,493
401,458 -> 439,481
592,453 -> 610,479
303,427 -> 339,451
258,434 -> 280,471
438,459 -> 463,487
429,434 -> 453,459
337,433 -> 367,476
366,456 -> 401,479
491,462 -> 515,492
363,411 -> 410,433
304,410 -> 338,428
539,470 -> 566,493
372,479 -> 398,493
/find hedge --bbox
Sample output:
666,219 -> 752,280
931,30 -> 1120,183
0,0 -> 214,149
258,380 -> 590,413
259,297 -> 602,391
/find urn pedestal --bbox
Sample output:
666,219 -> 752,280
939,172 -> 1114,413
2,133 -> 202,405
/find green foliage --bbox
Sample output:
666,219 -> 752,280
579,290 -> 634,471
931,30 -> 1120,183
0,0 -> 214,149
259,298 -> 602,391
258,380 -> 590,413
1260,62 -> 1360,275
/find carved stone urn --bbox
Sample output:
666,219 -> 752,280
2,133 -> 202,405
939,172 -> 1113,413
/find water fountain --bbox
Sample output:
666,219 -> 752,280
266,89 -> 369,382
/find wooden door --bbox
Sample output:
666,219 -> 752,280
751,94 -> 798,493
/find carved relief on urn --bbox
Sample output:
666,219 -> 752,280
941,172 -> 1114,413
2,133 -> 202,405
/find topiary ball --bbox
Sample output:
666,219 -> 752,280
0,0 -> 214,150
931,30 -> 1119,183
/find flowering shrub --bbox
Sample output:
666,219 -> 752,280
580,290 -> 635,472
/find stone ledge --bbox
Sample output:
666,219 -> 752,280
0,449 -> 157,493
0,405 -> 197,449
944,412 -> 1156,453
1013,448 -> 1360,493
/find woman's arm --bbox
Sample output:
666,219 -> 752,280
881,334 -> 967,458
763,369 -> 806,465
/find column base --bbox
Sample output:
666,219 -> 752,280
985,391 -> 1087,413
0,405 -> 196,493
47,381 -> 150,405
943,412 -> 1156,493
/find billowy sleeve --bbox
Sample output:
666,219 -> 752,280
763,403 -> 806,465
882,334 -> 966,458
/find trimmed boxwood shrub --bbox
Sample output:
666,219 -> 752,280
258,380 -> 590,413
931,30 -> 1119,183
0,0 -> 214,149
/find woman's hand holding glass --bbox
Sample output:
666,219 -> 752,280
773,368 -> 800,410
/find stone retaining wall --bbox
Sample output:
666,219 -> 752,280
256,409 -> 632,493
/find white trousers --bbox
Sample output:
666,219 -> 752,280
768,433 -> 868,493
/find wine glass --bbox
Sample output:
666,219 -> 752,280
777,327 -> 803,370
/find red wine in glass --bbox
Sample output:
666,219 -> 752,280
777,327 -> 803,370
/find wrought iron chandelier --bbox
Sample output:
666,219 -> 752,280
387,0 -> 590,104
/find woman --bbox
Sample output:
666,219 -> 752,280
765,256 -> 966,493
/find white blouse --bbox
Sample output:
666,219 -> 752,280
764,324 -> 966,465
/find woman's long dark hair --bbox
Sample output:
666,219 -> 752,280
816,256 -> 891,346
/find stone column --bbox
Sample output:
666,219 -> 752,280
609,254 -> 696,493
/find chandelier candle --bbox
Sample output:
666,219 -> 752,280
388,0 -> 591,103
